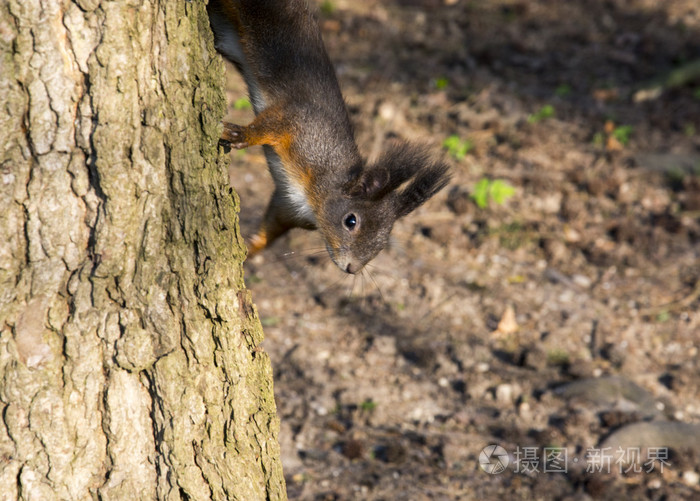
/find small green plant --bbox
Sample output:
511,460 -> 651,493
656,311 -> 670,323
360,399 -> 377,412
433,76 -> 449,90
442,135 -> 473,160
555,84 -> 572,97
612,125 -> 633,146
320,0 -> 335,15
471,178 -> 516,209
684,123 -> 696,137
527,104 -> 555,123
693,87 -> 700,100
233,97 -> 252,110
547,349 -> 570,366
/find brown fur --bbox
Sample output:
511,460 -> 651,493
208,0 -> 450,273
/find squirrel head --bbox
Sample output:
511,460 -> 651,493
318,142 -> 450,274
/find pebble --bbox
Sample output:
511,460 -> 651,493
518,401 -> 532,420
647,478 -> 662,490
495,383 -> 515,404
572,274 -> 592,288
378,101 -> 399,121
475,362 -> 490,373
682,470 -> 700,487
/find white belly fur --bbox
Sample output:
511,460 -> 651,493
263,146 -> 316,226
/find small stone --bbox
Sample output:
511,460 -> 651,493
378,101 -> 399,122
475,362 -> 490,373
518,401 -> 532,419
572,274 -> 592,288
495,383 -> 515,404
563,226 -> 582,242
682,470 -> 700,486
647,478 -> 662,490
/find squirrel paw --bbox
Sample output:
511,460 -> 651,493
247,232 -> 268,256
221,122 -> 249,149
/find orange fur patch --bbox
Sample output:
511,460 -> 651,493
247,231 -> 268,256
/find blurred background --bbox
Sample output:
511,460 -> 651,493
224,0 -> 700,499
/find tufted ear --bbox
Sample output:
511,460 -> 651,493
395,159 -> 451,218
348,141 -> 450,207
348,167 -> 391,200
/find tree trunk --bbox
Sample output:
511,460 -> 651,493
0,1 -> 286,499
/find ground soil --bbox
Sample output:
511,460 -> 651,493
224,1 -> 700,499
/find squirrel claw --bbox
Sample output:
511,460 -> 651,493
221,122 -> 249,149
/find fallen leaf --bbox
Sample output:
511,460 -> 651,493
494,305 -> 519,335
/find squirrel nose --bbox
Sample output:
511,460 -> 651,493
345,262 -> 359,274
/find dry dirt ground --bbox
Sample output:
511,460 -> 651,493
223,0 -> 700,499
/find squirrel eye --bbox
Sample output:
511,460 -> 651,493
343,213 -> 358,231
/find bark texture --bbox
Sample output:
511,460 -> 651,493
0,1 -> 285,499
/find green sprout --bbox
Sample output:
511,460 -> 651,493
471,178 -> 516,209
442,135 -> 473,160
433,77 -> 449,90
656,311 -> 670,323
547,349 -> 570,366
612,125 -> 633,146
233,97 -> 252,110
555,84 -> 572,97
527,104 -> 555,123
360,400 -> 377,412
320,0 -> 335,15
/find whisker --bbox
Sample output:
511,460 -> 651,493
365,267 -> 385,303
349,273 -> 357,299
315,270 -> 352,297
274,247 -> 328,261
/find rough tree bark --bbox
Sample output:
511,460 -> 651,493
0,1 -> 286,499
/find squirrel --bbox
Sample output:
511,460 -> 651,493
207,0 -> 450,274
